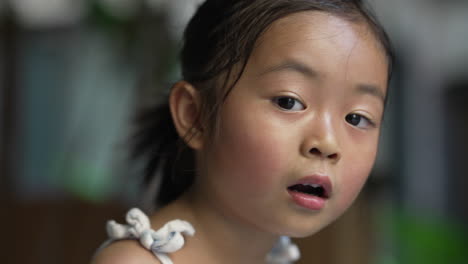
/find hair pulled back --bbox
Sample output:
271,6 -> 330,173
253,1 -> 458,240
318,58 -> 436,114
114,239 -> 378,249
132,0 -> 394,207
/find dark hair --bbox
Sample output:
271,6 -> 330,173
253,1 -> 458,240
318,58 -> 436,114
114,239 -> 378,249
132,0 -> 394,207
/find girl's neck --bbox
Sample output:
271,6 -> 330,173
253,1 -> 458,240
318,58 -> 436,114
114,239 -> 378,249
150,190 -> 278,264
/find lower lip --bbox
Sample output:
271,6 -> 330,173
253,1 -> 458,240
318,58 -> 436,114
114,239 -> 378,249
287,190 -> 326,211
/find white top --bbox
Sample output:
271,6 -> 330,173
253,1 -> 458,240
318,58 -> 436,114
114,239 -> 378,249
103,208 -> 300,264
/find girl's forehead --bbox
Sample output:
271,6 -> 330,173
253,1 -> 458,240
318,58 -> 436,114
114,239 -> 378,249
268,12 -> 354,37
254,11 -> 380,59
246,11 -> 388,86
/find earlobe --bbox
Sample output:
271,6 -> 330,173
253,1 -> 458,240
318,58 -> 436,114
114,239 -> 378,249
169,81 -> 203,150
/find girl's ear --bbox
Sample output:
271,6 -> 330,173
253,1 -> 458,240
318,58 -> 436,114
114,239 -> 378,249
169,81 -> 204,150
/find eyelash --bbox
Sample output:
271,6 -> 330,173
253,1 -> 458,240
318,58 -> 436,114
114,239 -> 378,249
273,96 -> 377,129
345,113 -> 376,129
272,96 -> 306,111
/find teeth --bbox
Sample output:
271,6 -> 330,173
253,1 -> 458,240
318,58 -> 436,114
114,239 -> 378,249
303,183 -> 321,188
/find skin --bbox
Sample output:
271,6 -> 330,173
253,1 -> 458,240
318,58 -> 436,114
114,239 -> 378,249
91,11 -> 388,264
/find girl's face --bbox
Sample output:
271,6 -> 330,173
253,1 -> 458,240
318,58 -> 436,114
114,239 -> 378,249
196,12 -> 388,237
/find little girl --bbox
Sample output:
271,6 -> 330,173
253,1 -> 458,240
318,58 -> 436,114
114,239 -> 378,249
92,0 -> 393,263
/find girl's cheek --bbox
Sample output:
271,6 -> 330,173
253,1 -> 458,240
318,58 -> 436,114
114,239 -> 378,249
222,128 -> 286,191
335,170 -> 367,211
212,115 -> 291,194
334,147 -> 376,211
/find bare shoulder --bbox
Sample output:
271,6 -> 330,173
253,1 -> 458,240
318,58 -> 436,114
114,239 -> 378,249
91,240 -> 161,264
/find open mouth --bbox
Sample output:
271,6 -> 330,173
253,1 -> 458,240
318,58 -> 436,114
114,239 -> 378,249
287,183 -> 329,199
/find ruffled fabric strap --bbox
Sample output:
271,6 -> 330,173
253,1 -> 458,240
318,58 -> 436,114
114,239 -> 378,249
106,208 -> 195,264
265,236 -> 301,264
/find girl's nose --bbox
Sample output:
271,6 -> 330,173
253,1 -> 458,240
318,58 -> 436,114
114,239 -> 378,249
307,146 -> 340,162
301,115 -> 341,163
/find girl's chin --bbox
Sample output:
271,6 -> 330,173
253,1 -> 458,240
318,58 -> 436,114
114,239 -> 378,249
277,214 -> 340,238
282,228 -> 326,238
274,223 -> 331,238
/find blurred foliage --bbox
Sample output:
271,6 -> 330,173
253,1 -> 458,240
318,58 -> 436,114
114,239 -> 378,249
395,211 -> 468,264
87,0 -> 140,34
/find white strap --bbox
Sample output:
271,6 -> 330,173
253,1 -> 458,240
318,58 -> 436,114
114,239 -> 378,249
265,236 -> 301,264
106,208 -> 195,264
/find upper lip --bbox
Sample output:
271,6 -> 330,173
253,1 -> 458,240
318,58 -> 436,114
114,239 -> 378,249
287,174 -> 333,198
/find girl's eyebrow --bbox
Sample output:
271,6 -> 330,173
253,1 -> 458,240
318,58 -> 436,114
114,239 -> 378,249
355,84 -> 386,103
257,59 -> 321,79
258,60 -> 386,103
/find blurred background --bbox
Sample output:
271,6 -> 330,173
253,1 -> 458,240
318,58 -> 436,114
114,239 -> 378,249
1,0 -> 467,263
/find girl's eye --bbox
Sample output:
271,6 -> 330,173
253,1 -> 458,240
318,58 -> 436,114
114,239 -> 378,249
345,113 -> 375,129
273,97 -> 305,111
